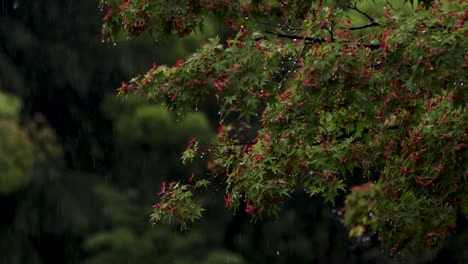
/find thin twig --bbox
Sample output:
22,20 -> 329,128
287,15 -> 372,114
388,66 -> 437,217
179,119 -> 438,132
349,21 -> 380,30
363,44 -> 381,50
252,18 -> 302,32
265,30 -> 380,50
326,21 -> 336,42
348,3 -> 374,22
279,38 -> 307,89
265,30 -> 324,43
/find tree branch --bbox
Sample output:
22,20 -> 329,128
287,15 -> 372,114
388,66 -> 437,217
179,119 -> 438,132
264,30 -> 381,50
348,3 -> 374,22
349,21 -> 380,30
252,18 -> 302,32
265,30 -> 324,43
279,40 -> 307,89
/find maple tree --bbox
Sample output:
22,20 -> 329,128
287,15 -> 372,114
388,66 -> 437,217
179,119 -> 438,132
100,0 -> 467,255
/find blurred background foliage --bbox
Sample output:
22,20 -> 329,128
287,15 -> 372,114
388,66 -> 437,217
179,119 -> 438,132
0,92 -> 34,195
0,0 -> 466,263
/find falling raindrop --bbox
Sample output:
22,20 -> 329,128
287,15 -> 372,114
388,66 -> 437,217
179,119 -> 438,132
276,251 -> 280,256
245,17 -> 249,20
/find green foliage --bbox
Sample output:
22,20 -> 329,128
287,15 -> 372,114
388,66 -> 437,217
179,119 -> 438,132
0,120 -> 34,194
92,184 -> 140,226
109,95 -> 215,150
101,0 -> 467,256
0,92 -> 21,120
0,92 -> 34,195
150,181 -> 207,230
203,250 -> 246,264
84,226 -> 159,264
344,183 -> 378,237
116,105 -> 176,147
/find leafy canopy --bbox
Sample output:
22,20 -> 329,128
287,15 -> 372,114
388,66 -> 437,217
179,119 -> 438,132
100,0 -> 467,255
